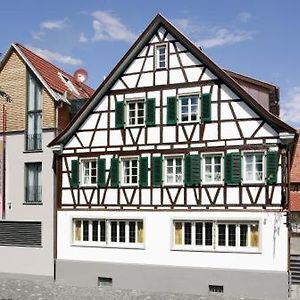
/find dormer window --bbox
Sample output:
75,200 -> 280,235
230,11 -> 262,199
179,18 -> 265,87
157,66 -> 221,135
156,44 -> 167,69
58,72 -> 80,96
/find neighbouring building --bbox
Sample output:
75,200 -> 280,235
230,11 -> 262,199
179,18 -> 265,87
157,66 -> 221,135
289,130 -> 300,286
0,43 -> 93,278
49,14 -> 296,298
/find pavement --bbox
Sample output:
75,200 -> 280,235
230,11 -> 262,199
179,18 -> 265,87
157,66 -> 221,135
0,276 -> 293,300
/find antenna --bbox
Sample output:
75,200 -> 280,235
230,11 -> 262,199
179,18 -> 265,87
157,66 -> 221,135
73,68 -> 88,84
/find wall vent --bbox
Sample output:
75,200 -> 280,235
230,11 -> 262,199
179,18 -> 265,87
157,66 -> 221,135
98,277 -> 112,287
209,285 -> 224,294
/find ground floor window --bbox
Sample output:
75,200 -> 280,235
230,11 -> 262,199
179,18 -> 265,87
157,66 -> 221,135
173,220 -> 259,252
73,219 -> 144,248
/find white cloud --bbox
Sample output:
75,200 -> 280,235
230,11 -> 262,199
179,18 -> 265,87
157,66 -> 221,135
26,45 -> 83,66
79,32 -> 88,43
31,31 -> 45,40
281,87 -> 300,127
91,11 -> 136,42
237,12 -> 252,23
198,28 -> 255,48
41,18 -> 67,30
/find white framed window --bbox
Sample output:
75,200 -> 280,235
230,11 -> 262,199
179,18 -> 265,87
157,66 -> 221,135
81,159 -> 97,186
121,158 -> 138,186
126,100 -> 145,126
243,152 -> 264,183
173,220 -> 260,252
155,44 -> 167,69
73,219 -> 144,248
179,95 -> 199,123
203,154 -> 222,184
164,156 -> 184,185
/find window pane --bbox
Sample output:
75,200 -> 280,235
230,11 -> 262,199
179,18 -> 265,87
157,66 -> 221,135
100,221 -> 106,242
175,222 -> 182,245
83,221 -> 89,241
240,225 -> 248,247
119,221 -> 126,243
137,222 -> 144,243
184,222 -> 192,245
75,220 -> 81,241
205,223 -> 213,246
250,224 -> 259,247
92,221 -> 98,242
129,222 -> 136,243
195,222 -> 203,245
111,221 -> 117,242
228,224 -> 236,246
218,224 -> 226,246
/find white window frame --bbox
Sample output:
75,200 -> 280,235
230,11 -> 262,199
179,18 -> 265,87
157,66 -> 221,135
72,218 -> 144,249
80,158 -> 97,187
202,153 -> 223,185
178,94 -> 200,123
120,156 -> 139,186
242,151 -> 265,184
125,99 -> 145,127
155,43 -> 168,69
163,155 -> 184,186
172,219 -> 261,253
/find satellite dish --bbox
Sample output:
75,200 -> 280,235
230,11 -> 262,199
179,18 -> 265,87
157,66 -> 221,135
74,68 -> 88,84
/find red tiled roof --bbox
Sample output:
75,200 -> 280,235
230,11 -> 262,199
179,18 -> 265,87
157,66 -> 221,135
291,130 -> 300,183
15,43 -> 94,100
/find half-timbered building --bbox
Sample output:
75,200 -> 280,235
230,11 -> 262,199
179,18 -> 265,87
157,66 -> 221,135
49,15 -> 296,298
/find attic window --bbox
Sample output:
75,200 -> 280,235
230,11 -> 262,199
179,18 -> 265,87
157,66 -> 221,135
155,44 -> 168,69
58,72 -> 80,96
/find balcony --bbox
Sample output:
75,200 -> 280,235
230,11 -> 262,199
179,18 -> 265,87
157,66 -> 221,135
26,133 -> 42,151
25,185 -> 42,203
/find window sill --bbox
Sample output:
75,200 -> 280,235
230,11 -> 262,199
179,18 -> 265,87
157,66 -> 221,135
71,243 -> 145,250
202,182 -> 223,186
242,182 -> 266,186
171,247 -> 260,254
23,150 -> 43,154
23,202 -> 43,205
121,184 -> 139,188
80,185 -> 97,189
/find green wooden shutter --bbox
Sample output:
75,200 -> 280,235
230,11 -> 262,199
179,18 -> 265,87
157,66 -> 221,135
184,155 -> 191,186
266,151 -> 278,184
115,101 -> 124,128
139,157 -> 148,187
185,155 -> 200,186
201,93 -> 211,123
224,153 -> 241,185
152,157 -> 162,187
97,158 -> 106,187
71,159 -> 79,188
110,158 -> 119,187
167,96 -> 177,125
146,98 -> 156,126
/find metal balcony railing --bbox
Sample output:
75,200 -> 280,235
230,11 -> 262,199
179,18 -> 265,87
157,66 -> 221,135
26,133 -> 42,151
25,185 -> 42,203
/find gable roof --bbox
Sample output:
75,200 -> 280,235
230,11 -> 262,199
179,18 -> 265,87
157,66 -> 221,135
0,43 -> 94,102
49,14 -> 295,147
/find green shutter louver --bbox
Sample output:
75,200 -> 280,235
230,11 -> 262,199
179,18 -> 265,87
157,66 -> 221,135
110,158 -> 119,187
185,155 -> 201,186
224,153 -> 241,185
152,157 -> 162,187
139,157 -> 148,187
97,158 -> 106,187
71,159 -> 79,188
146,98 -> 156,126
167,96 -> 177,125
201,93 -> 211,123
266,151 -> 278,184
115,101 -> 124,128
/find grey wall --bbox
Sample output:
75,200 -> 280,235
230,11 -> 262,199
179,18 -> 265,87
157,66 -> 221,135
56,259 -> 288,299
0,131 -> 55,277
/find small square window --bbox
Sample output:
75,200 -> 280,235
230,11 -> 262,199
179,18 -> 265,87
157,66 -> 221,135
179,95 -> 199,123
164,157 -> 183,185
126,101 -> 145,126
243,152 -> 264,183
121,158 -> 139,186
81,159 -> 97,186
203,155 -> 222,184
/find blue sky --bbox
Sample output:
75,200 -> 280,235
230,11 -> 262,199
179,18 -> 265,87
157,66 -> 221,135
1,0 -> 300,127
